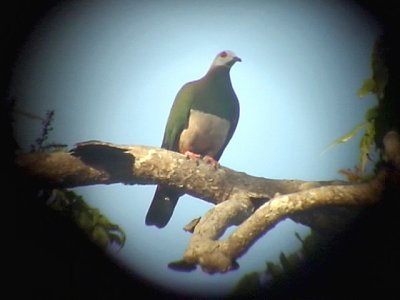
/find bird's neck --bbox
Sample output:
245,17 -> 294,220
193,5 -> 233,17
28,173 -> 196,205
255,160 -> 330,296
204,66 -> 232,86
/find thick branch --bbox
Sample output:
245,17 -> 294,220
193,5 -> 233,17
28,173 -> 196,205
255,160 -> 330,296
15,132 -> 400,274
181,176 -> 385,272
16,141 -> 340,205
181,131 -> 399,273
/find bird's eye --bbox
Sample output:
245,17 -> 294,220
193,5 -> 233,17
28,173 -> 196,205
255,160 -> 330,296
220,51 -> 228,58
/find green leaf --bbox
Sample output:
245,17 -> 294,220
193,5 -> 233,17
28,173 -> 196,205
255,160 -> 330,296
321,123 -> 367,155
358,78 -> 375,97
359,121 -> 376,173
45,189 -> 126,250
91,226 -> 109,249
365,106 -> 378,122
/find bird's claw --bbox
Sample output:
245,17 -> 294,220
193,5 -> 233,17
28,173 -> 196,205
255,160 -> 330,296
184,151 -> 201,160
184,151 -> 219,169
203,155 -> 220,169
184,151 -> 201,166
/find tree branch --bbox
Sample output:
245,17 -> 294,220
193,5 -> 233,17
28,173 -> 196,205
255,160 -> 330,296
180,131 -> 399,273
15,132 -> 400,273
16,141 -> 340,205
182,172 -> 386,273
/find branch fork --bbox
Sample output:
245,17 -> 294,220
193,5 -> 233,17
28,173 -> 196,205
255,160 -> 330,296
16,132 -> 400,273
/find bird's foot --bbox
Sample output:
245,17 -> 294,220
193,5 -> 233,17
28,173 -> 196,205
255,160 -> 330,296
203,155 -> 220,169
184,151 -> 201,161
184,152 -> 219,168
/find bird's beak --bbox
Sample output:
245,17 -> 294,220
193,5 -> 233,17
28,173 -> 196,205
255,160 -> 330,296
234,56 -> 242,62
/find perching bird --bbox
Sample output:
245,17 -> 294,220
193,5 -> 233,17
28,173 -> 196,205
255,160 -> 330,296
145,50 -> 241,228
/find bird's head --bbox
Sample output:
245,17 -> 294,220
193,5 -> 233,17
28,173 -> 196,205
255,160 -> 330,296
211,50 -> 241,69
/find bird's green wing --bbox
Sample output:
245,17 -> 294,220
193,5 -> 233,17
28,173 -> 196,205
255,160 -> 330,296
161,82 -> 196,151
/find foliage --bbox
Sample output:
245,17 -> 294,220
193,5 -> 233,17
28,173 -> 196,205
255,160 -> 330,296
25,109 -> 67,152
321,122 -> 367,155
45,189 -> 126,250
359,36 -> 388,99
22,108 -> 125,250
230,230 -> 329,297
324,35 -> 398,181
233,33 -> 400,296
230,272 -> 262,298
29,109 -> 53,151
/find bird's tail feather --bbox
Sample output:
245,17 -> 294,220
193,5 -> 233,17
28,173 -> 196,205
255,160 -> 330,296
145,186 -> 180,228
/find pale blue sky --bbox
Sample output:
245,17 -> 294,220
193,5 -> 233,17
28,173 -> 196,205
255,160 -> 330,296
12,0 -> 381,297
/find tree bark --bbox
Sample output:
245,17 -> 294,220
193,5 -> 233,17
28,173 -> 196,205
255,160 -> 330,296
15,131 -> 400,273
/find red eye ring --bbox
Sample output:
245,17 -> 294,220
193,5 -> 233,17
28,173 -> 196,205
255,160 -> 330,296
220,51 -> 228,58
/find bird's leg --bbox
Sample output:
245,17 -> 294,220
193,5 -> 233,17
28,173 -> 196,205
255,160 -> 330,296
203,155 -> 220,169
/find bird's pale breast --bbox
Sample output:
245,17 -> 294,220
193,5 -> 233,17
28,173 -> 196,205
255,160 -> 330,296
179,109 -> 230,158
